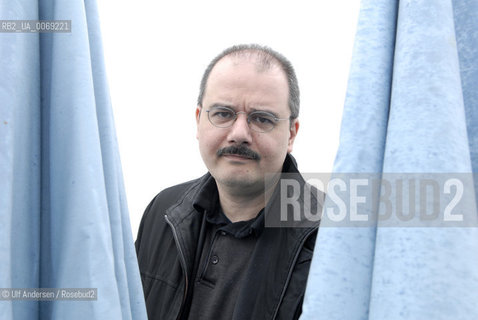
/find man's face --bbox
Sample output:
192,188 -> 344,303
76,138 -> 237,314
196,56 -> 299,195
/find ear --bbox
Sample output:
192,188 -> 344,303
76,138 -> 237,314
196,106 -> 202,140
287,119 -> 299,153
196,106 -> 202,123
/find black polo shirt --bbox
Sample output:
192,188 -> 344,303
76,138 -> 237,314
183,178 -> 264,320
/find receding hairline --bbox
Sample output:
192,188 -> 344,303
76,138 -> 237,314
202,50 -> 289,105
197,44 -> 300,119
216,49 -> 285,73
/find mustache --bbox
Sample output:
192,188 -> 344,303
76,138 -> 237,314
217,145 -> 261,160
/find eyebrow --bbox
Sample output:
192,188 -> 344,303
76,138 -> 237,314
209,103 -> 235,110
209,104 -> 280,118
250,107 -> 280,118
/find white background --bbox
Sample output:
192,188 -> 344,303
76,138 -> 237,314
97,1 -> 361,238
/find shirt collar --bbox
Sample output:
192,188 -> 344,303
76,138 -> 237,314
192,174 -> 219,214
192,153 -> 299,236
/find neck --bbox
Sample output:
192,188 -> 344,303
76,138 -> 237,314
216,175 -> 279,222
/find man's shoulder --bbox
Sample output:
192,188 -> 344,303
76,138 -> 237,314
146,174 -> 209,215
156,177 -> 203,202
135,174 -> 209,246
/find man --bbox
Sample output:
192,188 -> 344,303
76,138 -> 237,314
135,44 -> 322,320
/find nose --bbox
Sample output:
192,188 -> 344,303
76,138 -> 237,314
226,112 -> 253,145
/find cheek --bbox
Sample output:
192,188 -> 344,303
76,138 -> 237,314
197,127 -> 224,154
264,132 -> 292,162
256,136 -> 289,161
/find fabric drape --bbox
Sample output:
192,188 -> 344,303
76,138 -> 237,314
0,0 -> 147,319
301,0 -> 478,319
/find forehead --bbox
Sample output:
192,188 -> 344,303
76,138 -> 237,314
204,55 -> 289,111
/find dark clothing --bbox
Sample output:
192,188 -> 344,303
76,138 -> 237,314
187,188 -> 263,320
135,155 -> 322,320
187,215 -> 259,319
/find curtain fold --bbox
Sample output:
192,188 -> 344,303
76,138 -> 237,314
0,1 -> 147,319
301,0 -> 478,319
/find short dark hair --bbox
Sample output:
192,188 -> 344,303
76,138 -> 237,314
197,44 -> 300,119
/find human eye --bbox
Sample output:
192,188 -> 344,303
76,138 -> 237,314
249,112 -> 275,125
210,107 -> 234,119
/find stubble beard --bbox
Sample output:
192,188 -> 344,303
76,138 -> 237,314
214,171 -> 265,197
213,166 -> 282,200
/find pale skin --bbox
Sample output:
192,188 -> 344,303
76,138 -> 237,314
196,54 -> 299,222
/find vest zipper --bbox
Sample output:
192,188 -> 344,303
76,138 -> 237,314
165,214 -> 189,320
271,228 -> 317,319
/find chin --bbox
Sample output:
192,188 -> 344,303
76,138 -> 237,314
223,178 -> 257,188
215,173 -> 263,190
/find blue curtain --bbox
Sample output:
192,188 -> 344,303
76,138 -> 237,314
0,0 -> 147,319
301,0 -> 478,319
